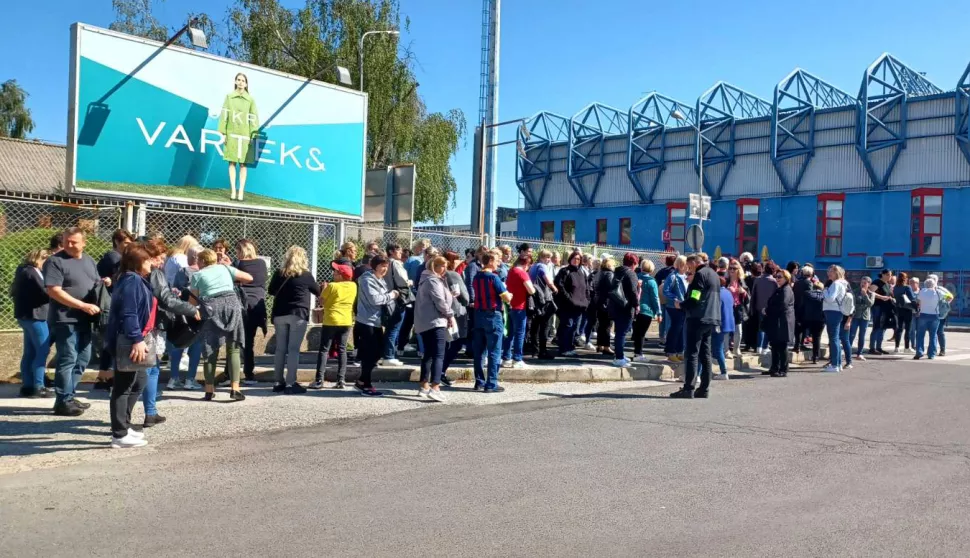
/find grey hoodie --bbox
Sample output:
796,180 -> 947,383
414,269 -> 454,334
356,270 -> 395,327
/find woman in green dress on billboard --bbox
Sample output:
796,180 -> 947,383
219,73 -> 259,202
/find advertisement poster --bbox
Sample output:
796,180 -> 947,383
67,24 -> 366,218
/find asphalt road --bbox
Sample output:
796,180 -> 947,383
2,348 -> 970,557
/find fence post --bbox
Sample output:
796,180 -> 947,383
310,220 -> 320,281
338,220 -> 346,249
124,202 -> 135,233
136,203 -> 147,237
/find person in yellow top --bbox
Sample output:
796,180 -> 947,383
218,73 -> 259,202
310,262 -> 358,389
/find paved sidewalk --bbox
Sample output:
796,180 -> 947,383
0,378 -> 669,476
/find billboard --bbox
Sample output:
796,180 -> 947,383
66,24 -> 367,218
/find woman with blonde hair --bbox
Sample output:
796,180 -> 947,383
414,255 -> 455,401
12,248 -> 52,398
163,235 -> 200,285
821,265 -> 851,372
234,238 -> 268,384
268,246 -> 321,394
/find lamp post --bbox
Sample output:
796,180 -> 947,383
671,108 -> 705,232
358,30 -> 400,91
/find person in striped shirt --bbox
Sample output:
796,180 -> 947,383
472,252 -> 513,392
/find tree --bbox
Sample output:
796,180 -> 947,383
0,80 -> 34,139
227,0 -> 466,223
109,0 -> 169,41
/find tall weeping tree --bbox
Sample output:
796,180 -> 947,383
0,80 -> 35,139
227,0 -> 466,223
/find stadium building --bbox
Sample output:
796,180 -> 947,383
513,54 -> 970,318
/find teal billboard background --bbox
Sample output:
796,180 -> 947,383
71,25 -> 367,217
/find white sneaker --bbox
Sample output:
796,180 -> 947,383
613,358 -> 631,368
893,347 -> 900,354
403,344 -> 417,353
382,358 -> 404,366
562,350 -> 579,357
127,428 -> 145,440
417,388 -> 430,399
183,379 -> 200,390
428,390 -> 446,402
713,373 -> 729,380
904,348 -> 915,354
822,364 -> 840,373
633,354 -> 650,363
578,335 -> 586,344
856,354 -> 867,361
501,359 -> 513,368
845,364 -> 854,370
111,434 -> 148,449
511,360 -> 530,369
585,342 -> 596,350
166,378 -> 182,390
217,379 -> 230,387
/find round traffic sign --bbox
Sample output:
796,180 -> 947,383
686,224 -> 704,252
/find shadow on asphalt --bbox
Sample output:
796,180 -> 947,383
538,392 -> 675,400
0,408 -> 108,457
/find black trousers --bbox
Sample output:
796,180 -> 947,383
316,325 -> 351,383
596,309 -> 611,349
798,320 -> 825,362
632,314 -> 653,355
895,309 -> 913,350
529,313 -> 551,356
242,308 -> 262,380
743,312 -> 761,350
419,327 -> 447,385
354,323 -> 383,387
110,369 -> 146,438
398,306 -> 415,352
683,319 -> 714,392
769,341 -> 789,373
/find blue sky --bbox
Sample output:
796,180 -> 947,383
3,0 -> 970,225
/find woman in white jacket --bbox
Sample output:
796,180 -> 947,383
822,265 -> 852,373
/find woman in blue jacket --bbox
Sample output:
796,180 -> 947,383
106,243 -> 155,450
713,276 -> 736,380
632,259 -> 661,362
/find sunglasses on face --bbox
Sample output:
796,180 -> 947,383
774,275 -> 785,280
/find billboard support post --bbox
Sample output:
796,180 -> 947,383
124,202 -> 135,233
338,221 -> 346,250
311,220 -> 320,281
135,203 -> 147,237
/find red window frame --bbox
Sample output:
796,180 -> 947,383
816,193 -> 845,257
540,221 -> 554,241
736,198 -> 760,255
619,218 -> 632,245
596,219 -> 608,245
665,203 -> 687,253
561,220 -> 576,243
911,188 -> 943,257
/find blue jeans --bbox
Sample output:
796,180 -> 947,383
840,316 -> 852,366
870,306 -> 885,351
613,311 -> 633,360
659,307 -> 669,339
699,331 -> 727,375
52,322 -> 92,404
557,308 -> 582,354
824,310 -> 844,368
664,307 -> 686,355
383,305 -> 407,359
473,310 -> 504,389
18,319 -> 51,391
849,319 -> 869,356
916,314 -> 941,358
938,319 -> 947,353
501,309 -> 528,362
576,312 -> 587,342
443,336 -> 466,373
169,340 -> 202,383
142,365 -> 160,416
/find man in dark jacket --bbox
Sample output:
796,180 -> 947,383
791,265 -> 814,349
671,252 -> 721,399
608,253 -> 640,366
654,254 -> 677,342
554,251 -> 588,357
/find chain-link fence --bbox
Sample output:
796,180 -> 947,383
343,223 -> 484,257
497,234 -> 670,270
0,197 -> 123,330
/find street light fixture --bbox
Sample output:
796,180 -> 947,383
169,18 -> 208,49
671,108 -> 706,232
359,30 -> 400,91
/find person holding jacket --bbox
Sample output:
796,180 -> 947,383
268,246 -> 321,395
632,259 -> 661,362
662,255 -> 689,362
106,243 -> 155,449
592,256 -> 616,355
609,253 -> 640,368
441,251 -> 470,384
12,249 -> 52,398
763,269 -> 795,377
355,255 -> 400,396
850,276 -> 875,361
822,265 -> 851,373
414,256 -> 455,402
554,251 -> 589,358
670,253 -> 721,399
141,240 -> 200,427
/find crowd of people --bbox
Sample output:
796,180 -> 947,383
9,228 -> 958,446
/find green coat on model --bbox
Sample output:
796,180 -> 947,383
218,90 -> 259,164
